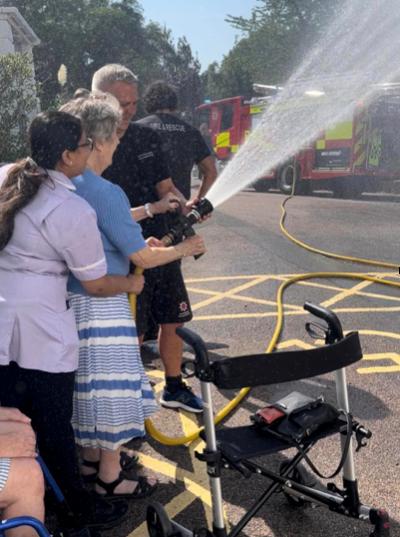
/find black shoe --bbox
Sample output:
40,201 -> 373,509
160,384 -> 203,413
78,495 -> 128,529
57,493 -> 128,530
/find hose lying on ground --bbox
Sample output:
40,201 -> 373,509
131,183 -> 399,446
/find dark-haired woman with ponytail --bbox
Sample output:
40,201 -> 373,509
0,111 -> 139,529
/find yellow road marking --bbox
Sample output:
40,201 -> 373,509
358,365 -> 400,374
180,413 -> 214,529
358,329 -> 400,340
193,305 -> 400,321
277,331 -> 400,376
276,339 -> 315,350
186,273 -> 400,321
321,279 -> 374,308
135,453 -> 212,497
185,272 -> 394,283
361,352 -> 400,361
272,274 -> 400,302
356,340 -> 400,373
126,448 -> 215,537
191,276 -> 269,311
134,274 -> 400,536
187,285 -> 303,311
147,370 -> 165,394
127,490 -> 195,537
147,370 -> 165,379
186,275 -> 273,282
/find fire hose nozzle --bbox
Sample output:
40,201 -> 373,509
161,198 -> 214,259
186,198 -> 214,226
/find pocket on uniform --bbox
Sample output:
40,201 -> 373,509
0,314 -> 16,360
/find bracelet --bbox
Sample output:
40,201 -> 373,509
144,203 -> 154,218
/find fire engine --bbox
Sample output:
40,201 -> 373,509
196,84 -> 400,197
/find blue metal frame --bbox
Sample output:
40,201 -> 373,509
0,517 -> 51,537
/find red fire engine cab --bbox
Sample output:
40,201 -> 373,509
197,85 -> 400,197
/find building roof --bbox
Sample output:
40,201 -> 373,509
0,7 -> 40,49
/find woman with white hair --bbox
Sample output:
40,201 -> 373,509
60,93 -> 205,498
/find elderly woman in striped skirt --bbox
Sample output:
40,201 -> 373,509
61,93 -> 205,498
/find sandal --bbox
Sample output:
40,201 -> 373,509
81,453 -> 140,483
95,472 -> 157,499
120,452 -> 140,475
81,459 -> 100,484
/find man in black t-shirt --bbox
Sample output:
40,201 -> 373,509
93,64 -> 204,413
137,81 -> 217,202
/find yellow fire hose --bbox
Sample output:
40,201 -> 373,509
131,183 -> 400,446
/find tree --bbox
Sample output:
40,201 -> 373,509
1,0 -> 146,108
138,25 -> 202,117
203,0 -> 345,100
0,0 -> 203,115
0,53 -> 37,161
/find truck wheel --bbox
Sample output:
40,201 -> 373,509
278,163 -> 309,195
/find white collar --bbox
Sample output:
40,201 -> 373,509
47,170 -> 76,191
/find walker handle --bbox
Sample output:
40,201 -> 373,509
176,327 -> 210,370
303,302 -> 344,343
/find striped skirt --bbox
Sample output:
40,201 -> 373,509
69,293 -> 158,450
0,458 -> 10,492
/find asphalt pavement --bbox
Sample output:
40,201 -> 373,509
109,186 -> 400,537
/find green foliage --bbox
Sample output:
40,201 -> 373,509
0,53 -> 37,161
0,0 -> 202,115
204,0 -> 345,100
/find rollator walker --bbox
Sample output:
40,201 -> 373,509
147,302 -> 390,537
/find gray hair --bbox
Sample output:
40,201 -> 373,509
91,64 -> 138,92
60,91 -> 122,142
73,87 -> 90,99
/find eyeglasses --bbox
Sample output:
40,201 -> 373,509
76,137 -> 94,151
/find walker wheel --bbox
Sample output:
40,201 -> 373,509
146,502 -> 174,537
369,508 -> 390,537
279,462 -> 316,508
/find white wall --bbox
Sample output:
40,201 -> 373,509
0,18 -> 15,54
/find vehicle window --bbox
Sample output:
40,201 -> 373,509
221,105 -> 233,130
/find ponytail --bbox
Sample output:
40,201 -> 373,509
0,158 -> 49,250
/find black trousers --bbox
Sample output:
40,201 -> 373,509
0,362 -> 89,514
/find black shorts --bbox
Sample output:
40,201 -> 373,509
136,260 -> 192,336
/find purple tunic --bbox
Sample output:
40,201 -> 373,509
0,165 -> 107,373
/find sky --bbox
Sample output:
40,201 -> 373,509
142,0 -> 256,71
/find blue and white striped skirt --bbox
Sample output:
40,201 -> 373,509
69,293 -> 158,450
0,458 -> 10,491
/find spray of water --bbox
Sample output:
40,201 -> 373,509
207,0 -> 400,208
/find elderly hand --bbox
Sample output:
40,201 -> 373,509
127,274 -> 145,295
0,407 -> 31,424
177,234 -> 206,258
146,236 -> 164,247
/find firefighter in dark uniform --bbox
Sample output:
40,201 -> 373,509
93,65 -> 214,413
